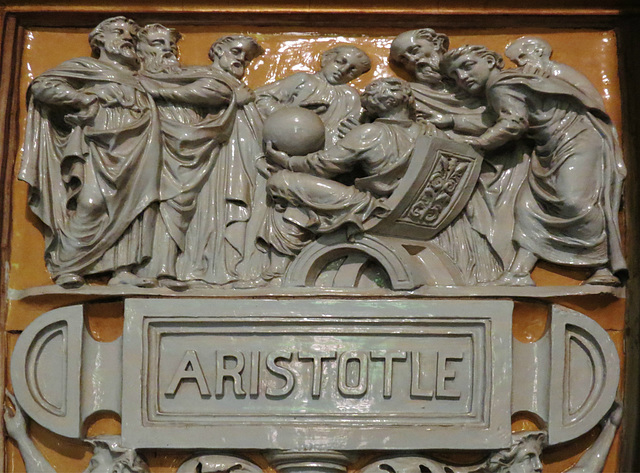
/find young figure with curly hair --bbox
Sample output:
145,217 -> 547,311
441,45 -> 626,286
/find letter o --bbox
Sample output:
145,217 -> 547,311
338,351 -> 368,396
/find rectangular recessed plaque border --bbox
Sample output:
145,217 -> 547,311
122,298 -> 512,450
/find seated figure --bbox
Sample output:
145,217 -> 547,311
258,77 -> 431,268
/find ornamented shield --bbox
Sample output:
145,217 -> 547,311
365,135 -> 483,240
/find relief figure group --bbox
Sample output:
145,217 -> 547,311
19,17 -> 627,290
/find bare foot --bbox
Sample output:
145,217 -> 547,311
267,276 -> 283,287
55,273 -> 85,289
583,267 -> 621,286
108,270 -> 155,288
158,277 -> 189,291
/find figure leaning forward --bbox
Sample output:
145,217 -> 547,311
441,44 -> 626,286
258,77 -> 433,272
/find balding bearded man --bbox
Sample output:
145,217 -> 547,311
135,26 -> 261,288
148,35 -> 265,286
20,16 -> 162,288
389,28 -> 509,284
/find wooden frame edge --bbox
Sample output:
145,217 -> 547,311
0,7 -> 638,472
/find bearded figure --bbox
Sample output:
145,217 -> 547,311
259,78 -> 429,264
19,16 -> 162,288
152,35 -> 266,286
134,26 -> 261,288
388,28 -> 531,283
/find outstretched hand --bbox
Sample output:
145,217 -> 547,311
299,100 -> 329,114
265,141 -> 290,169
4,390 -> 28,441
235,85 -> 256,107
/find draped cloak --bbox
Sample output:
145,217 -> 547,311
175,70 -> 265,285
258,120 -> 420,257
136,67 -> 237,279
242,72 -> 362,281
485,71 -> 626,274
411,81 -> 520,283
19,57 -> 162,279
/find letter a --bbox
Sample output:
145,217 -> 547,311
165,350 -> 211,397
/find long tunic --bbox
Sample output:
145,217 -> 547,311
175,70 -> 265,285
19,57 -> 162,279
136,67 -> 237,279
259,119 -> 420,256
479,72 -> 626,272
412,81 -> 509,283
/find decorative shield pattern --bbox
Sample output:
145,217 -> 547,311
365,135 -> 483,241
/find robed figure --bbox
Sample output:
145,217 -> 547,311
135,27 -> 260,288
174,36 -> 265,286
260,78 -> 429,258
390,29 -> 509,283
492,71 -> 626,282
255,45 -> 371,147
19,17 -> 161,288
442,45 -> 626,286
247,45 -> 372,284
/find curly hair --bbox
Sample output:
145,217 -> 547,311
321,45 -> 372,76
440,44 -> 505,78
208,35 -> 264,63
390,28 -> 450,65
361,77 -> 415,118
88,16 -> 139,59
485,431 -> 546,473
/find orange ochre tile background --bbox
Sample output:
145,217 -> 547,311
4,25 -> 626,472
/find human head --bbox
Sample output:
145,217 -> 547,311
441,44 -> 504,96
85,436 -> 149,473
361,77 -> 415,119
505,36 -> 552,67
136,23 -> 182,74
209,35 -> 264,79
89,16 -> 140,69
319,45 -> 371,85
390,28 -> 450,85
485,431 -> 546,473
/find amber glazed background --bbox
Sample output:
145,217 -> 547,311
4,26 -> 625,472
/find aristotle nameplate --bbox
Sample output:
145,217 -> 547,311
121,299 -> 512,450
10,299 -> 619,452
